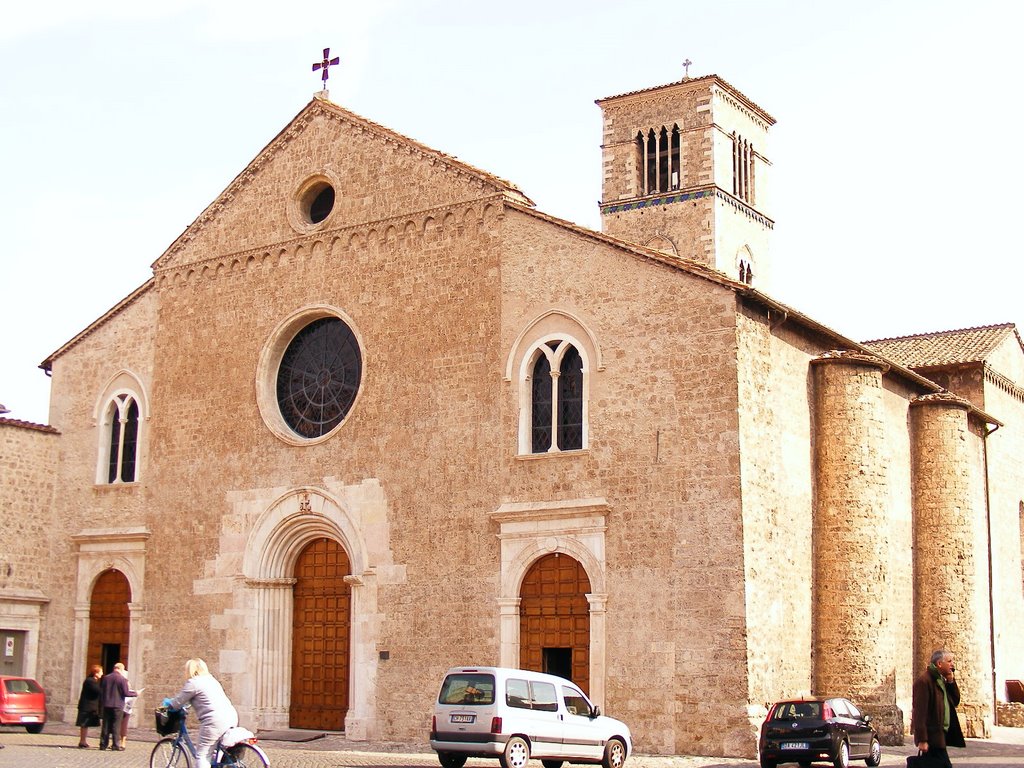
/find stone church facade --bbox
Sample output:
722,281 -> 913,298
2,73 -> 1023,758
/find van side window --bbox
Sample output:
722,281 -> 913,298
531,681 -> 558,712
562,686 -> 591,717
506,678 -> 531,709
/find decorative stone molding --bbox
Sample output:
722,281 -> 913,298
811,350 -> 890,373
154,195 -> 510,287
67,527 -> 150,723
910,391 -> 971,409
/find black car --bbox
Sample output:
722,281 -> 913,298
758,697 -> 881,768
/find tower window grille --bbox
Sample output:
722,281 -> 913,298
635,124 -> 681,195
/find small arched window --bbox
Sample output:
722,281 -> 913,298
104,394 -> 140,484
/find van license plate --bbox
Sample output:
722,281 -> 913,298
450,714 -> 475,724
781,742 -> 808,750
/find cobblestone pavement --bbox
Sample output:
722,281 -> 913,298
0,724 -> 1021,768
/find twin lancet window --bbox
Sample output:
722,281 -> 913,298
105,394 -> 139,483
530,341 -> 584,453
635,125 -> 681,195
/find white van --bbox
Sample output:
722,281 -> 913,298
430,666 -> 631,768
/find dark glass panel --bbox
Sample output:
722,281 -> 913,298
531,355 -> 552,453
107,406 -> 121,484
557,346 -> 583,450
658,127 -> 670,192
309,185 -> 335,224
120,399 -> 139,482
646,129 -> 658,193
277,317 -> 362,438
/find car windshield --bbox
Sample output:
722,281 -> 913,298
439,673 -> 495,705
771,701 -> 821,719
4,679 -> 43,694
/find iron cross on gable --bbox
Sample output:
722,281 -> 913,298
683,58 -> 692,78
312,47 -> 340,89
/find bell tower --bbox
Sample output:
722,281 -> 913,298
596,74 -> 775,287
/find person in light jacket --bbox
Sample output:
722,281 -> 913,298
166,658 -> 239,768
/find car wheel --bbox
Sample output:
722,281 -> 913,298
25,723 -> 43,734
438,752 -> 468,768
602,738 -> 627,768
800,763 -> 812,768
500,736 -> 531,768
865,737 -> 881,767
543,761 -> 564,768
759,758 -> 776,768
833,739 -> 850,768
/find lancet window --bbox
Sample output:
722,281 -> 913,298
732,133 -> 755,204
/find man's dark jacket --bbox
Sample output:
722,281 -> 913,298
911,667 -> 966,749
99,672 -> 132,709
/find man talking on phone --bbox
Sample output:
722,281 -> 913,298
912,649 -> 965,766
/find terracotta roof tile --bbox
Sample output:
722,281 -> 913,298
0,417 -> 58,433
862,323 -> 1017,368
596,74 -> 776,125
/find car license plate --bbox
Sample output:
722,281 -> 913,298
450,714 -> 475,724
21,716 -> 39,722
781,742 -> 809,750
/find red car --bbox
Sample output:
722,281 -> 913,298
0,676 -> 47,733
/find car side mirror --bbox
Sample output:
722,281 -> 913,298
591,705 -> 601,718
863,714 -> 872,723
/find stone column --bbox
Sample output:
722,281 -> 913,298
586,593 -> 608,708
910,393 -> 992,737
811,352 -> 900,740
498,597 -> 521,669
247,577 -> 295,729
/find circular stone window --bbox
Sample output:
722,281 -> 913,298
275,316 -> 361,439
288,172 -> 342,233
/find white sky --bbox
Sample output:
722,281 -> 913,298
2,0 -> 1022,424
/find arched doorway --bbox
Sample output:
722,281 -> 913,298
290,537 -> 351,730
519,553 -> 591,693
87,569 -> 131,672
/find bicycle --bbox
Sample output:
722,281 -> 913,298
150,705 -> 270,768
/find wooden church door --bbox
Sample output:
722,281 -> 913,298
87,569 -> 131,673
290,538 -> 351,730
519,553 -> 591,694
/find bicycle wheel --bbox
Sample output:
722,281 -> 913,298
151,736 -> 195,768
220,742 -> 270,768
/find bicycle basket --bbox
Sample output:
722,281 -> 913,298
154,706 -> 182,736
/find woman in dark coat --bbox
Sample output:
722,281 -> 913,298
76,665 -> 103,748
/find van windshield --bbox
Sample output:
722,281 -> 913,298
439,673 -> 495,705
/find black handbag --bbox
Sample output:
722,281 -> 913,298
907,750 -> 932,767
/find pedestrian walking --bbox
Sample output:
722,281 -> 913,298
911,648 -> 966,767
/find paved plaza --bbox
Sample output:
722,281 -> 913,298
0,724 -> 1022,768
